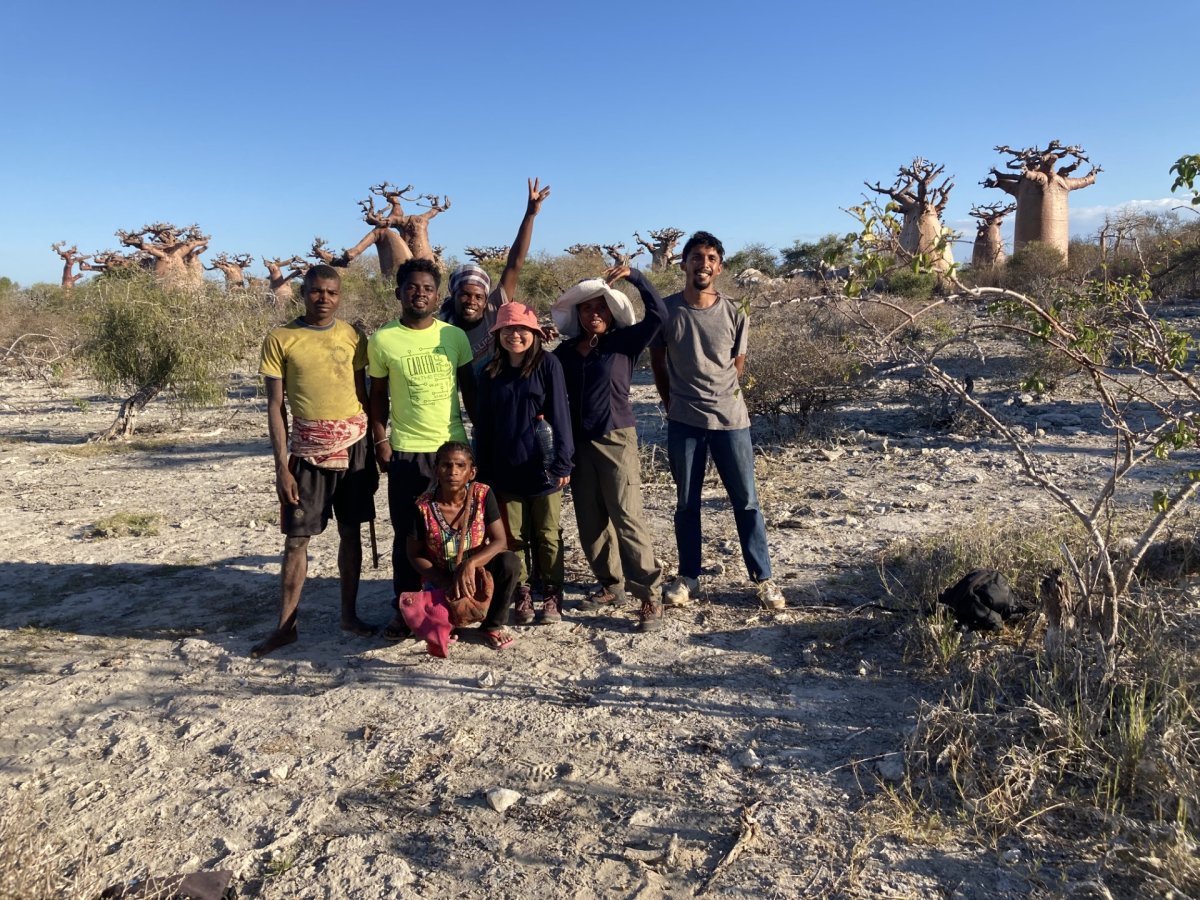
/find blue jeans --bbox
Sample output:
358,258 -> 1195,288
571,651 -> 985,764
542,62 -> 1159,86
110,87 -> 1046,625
666,421 -> 771,583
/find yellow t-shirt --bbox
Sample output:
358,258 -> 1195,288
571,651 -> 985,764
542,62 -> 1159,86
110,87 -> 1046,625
259,319 -> 366,420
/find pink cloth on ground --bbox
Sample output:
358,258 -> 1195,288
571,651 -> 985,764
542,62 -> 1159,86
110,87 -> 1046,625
398,590 -> 455,657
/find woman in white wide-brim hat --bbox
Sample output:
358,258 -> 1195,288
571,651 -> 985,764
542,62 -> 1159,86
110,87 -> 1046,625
551,266 -> 669,633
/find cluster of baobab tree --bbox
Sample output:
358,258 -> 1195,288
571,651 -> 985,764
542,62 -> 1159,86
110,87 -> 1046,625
560,228 -> 686,271
52,175 -> 688,302
52,141 -> 1100,296
865,140 -> 1100,275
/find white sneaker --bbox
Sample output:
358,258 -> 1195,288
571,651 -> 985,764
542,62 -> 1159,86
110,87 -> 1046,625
757,579 -> 785,610
663,576 -> 699,608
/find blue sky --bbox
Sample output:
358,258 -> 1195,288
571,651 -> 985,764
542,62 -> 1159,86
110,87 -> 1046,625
1,1 -> 1192,286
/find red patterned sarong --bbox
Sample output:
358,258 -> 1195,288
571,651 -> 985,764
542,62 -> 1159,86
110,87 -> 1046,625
290,411 -> 367,471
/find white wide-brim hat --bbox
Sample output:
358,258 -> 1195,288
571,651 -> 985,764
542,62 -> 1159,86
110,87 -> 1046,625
551,279 -> 636,339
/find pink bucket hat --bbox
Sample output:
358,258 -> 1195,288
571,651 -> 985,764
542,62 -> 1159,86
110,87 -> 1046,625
489,302 -> 547,339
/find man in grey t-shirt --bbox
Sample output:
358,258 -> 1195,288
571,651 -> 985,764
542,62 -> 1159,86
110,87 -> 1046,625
437,177 -> 550,361
650,230 -> 784,611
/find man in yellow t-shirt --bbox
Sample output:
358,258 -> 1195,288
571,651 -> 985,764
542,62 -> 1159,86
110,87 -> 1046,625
252,265 -> 379,659
368,258 -> 475,639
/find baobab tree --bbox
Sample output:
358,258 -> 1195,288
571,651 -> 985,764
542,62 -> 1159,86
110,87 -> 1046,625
633,228 -> 685,271
603,243 -> 635,267
342,182 -> 450,275
115,223 -> 210,287
205,252 -> 254,289
51,242 -> 95,290
565,243 -> 603,260
866,158 -> 955,273
262,256 -> 306,308
464,246 -> 510,263
983,140 -> 1101,260
968,203 -> 1016,269
88,249 -> 151,275
367,182 -> 450,262
341,184 -> 415,279
309,237 -> 351,268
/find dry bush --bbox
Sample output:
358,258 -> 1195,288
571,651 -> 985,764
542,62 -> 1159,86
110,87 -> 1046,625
0,792 -> 112,900
881,514 -> 1085,673
882,520 -> 1200,895
883,514 -> 1084,615
0,284 -> 84,380
741,298 -> 866,429
334,267 -> 399,334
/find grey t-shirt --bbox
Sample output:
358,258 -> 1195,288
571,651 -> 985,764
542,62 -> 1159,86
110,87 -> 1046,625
653,291 -> 750,430
437,285 -> 510,361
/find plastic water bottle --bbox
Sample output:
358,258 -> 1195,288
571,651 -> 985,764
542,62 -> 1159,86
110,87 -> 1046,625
534,415 -> 555,470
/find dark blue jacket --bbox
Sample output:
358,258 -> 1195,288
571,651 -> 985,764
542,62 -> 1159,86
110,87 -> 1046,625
475,351 -> 574,496
553,269 -> 666,442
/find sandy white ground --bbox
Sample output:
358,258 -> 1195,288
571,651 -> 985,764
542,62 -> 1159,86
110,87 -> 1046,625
0,369 -> 1133,897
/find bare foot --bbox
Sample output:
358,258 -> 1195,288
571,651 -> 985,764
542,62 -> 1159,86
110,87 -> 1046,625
250,627 -> 298,659
341,617 -> 378,637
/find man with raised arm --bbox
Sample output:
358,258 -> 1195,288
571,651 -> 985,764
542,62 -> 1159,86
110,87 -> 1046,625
369,258 -> 477,640
649,231 -> 785,612
438,177 -> 551,360
251,264 -> 379,659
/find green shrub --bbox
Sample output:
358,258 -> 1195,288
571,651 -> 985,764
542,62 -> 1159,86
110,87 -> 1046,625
80,273 -> 270,438
887,270 -> 937,299
1004,241 -> 1066,295
89,511 -> 163,538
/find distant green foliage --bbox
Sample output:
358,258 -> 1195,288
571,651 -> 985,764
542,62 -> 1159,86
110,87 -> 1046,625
725,242 -> 780,276
0,277 -> 16,294
516,252 -> 601,313
81,273 -> 268,408
334,265 -> 399,333
780,232 -> 854,272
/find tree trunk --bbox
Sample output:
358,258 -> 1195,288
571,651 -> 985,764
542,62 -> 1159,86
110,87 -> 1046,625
972,224 -> 1006,268
92,382 -> 163,442
1011,179 -> 1045,253
377,229 -> 413,280
153,256 -> 191,288
397,220 -> 436,262
1038,181 -> 1074,260
906,211 -> 954,273
271,282 -> 296,311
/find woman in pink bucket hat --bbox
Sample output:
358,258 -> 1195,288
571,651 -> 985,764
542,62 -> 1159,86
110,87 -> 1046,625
473,302 -> 575,625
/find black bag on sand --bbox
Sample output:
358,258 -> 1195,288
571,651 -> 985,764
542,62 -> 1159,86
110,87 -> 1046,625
937,569 -> 1031,631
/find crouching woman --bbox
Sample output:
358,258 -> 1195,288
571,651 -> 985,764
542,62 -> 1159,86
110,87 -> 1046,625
406,441 -> 519,650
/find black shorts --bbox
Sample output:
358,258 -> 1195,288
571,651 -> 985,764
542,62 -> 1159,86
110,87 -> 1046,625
280,436 -> 378,537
